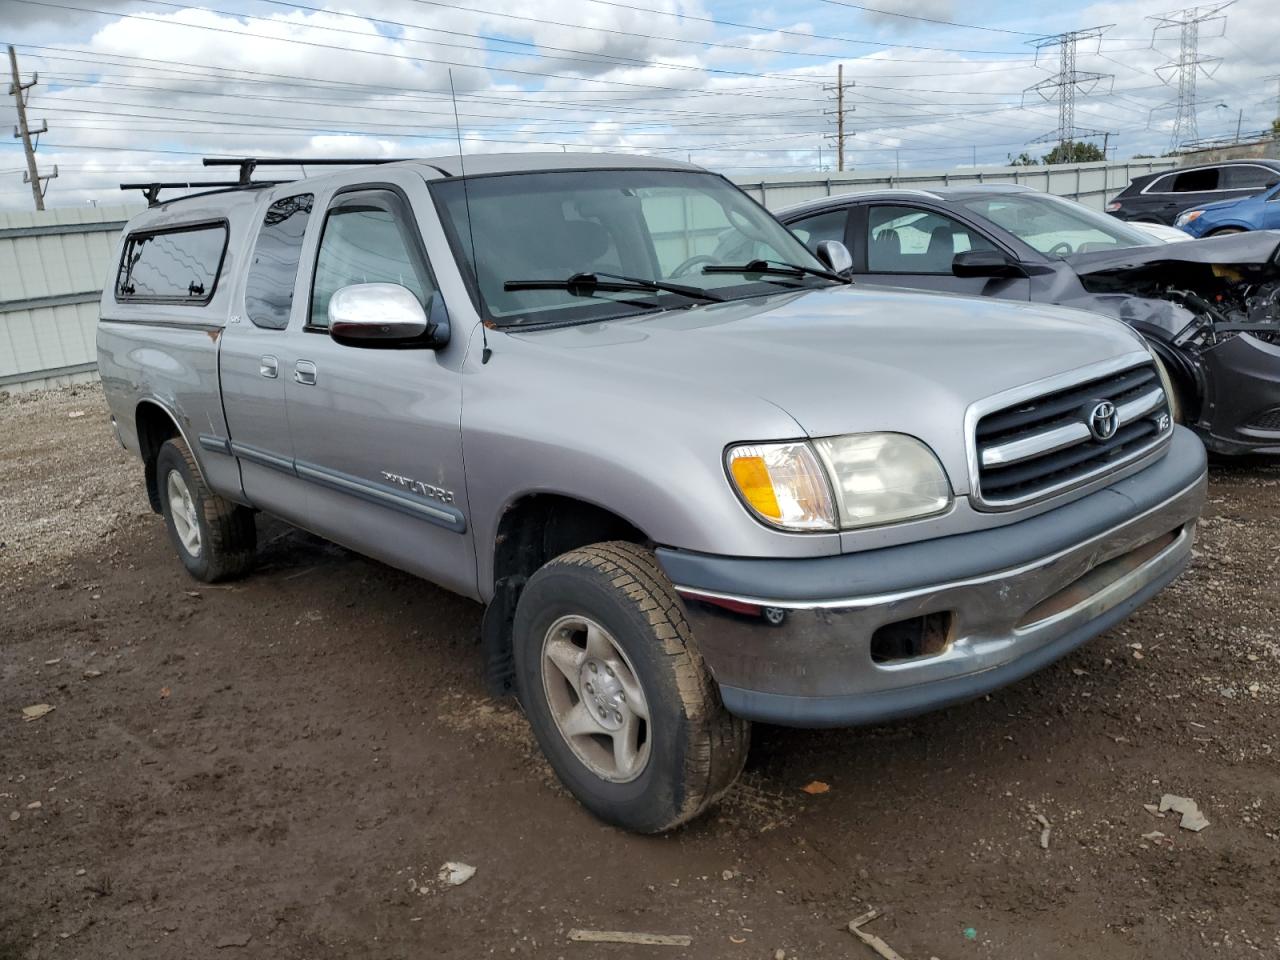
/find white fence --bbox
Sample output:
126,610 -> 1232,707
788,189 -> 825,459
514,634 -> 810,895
0,158 -> 1177,391
734,158 -> 1179,212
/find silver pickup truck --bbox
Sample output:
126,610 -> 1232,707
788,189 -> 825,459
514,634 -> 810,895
99,154 -> 1207,833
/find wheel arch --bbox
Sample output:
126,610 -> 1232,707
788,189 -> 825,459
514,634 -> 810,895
135,399 -> 202,514
1144,335 -> 1204,423
481,492 -> 651,697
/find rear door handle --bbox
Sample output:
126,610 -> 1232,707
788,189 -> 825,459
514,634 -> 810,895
294,360 -> 317,385
259,355 -> 278,379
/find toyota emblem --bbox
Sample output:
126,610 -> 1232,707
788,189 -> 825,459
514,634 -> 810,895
1088,400 -> 1119,441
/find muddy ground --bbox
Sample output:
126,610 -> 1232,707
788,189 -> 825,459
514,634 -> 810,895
2,385 -> 1278,960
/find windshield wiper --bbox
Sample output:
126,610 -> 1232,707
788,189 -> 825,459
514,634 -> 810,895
503,271 -> 724,303
702,259 -> 850,284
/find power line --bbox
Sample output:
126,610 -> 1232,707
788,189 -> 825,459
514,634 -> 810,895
812,0 -> 1041,36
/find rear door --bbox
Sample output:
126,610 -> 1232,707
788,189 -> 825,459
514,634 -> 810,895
281,172 -> 476,597
853,203 -> 1031,299
219,193 -> 314,527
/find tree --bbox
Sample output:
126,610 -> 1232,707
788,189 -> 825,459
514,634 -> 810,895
1042,140 -> 1106,164
1008,151 -> 1040,166
1272,118 -> 1280,140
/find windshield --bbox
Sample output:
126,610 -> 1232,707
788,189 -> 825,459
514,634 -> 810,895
430,169 -> 832,327
956,192 -> 1158,258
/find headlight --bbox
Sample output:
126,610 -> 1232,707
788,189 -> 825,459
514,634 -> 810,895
813,433 -> 952,528
726,434 -> 952,532
726,442 -> 837,531
1175,210 -> 1204,227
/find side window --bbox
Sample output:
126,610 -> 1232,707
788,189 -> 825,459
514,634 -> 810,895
1221,165 -> 1280,190
1170,168 -> 1219,193
789,209 -> 848,254
245,194 -> 313,330
864,206 -> 995,274
309,194 -> 435,330
115,223 -> 227,303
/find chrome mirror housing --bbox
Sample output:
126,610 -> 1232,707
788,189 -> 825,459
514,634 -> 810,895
328,283 -> 429,345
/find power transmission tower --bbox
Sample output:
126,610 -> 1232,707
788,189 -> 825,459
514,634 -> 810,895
823,64 -> 853,172
1148,3 -> 1233,151
1023,27 -> 1114,161
7,45 -> 56,211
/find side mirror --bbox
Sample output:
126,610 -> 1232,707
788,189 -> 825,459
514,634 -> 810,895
814,239 -> 853,275
952,249 -> 1028,279
328,283 -> 449,348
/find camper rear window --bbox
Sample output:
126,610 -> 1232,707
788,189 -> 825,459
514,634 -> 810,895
115,222 -> 228,304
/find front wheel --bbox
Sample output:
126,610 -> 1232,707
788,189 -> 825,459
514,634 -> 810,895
513,542 -> 749,833
156,437 -> 256,582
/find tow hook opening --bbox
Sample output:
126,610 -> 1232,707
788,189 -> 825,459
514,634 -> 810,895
871,612 -> 953,664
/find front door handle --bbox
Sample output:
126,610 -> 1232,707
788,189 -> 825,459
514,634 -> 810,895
294,360 -> 317,386
259,355 -> 278,379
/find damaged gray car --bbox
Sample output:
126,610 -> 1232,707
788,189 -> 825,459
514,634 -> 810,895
769,186 -> 1280,454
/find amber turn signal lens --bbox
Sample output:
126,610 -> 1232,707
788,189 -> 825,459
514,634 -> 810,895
729,455 -> 781,520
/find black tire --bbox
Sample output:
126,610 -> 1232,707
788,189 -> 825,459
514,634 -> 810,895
1208,227 -> 1246,236
156,437 -> 256,582
513,541 -> 749,833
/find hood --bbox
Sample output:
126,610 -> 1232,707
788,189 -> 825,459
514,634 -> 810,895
505,285 -> 1147,487
1069,230 -> 1280,275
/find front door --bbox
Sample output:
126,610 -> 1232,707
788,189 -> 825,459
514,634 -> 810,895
281,176 -> 476,597
854,204 -> 1031,300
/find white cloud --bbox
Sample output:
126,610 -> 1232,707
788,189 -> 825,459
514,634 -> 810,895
2,0 -> 1279,209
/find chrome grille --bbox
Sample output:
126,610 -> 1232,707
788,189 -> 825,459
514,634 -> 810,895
974,362 -> 1172,509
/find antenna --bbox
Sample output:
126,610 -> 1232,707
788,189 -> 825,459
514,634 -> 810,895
449,70 -> 490,365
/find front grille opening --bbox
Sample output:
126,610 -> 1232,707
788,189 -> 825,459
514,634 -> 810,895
1247,408 -> 1280,433
871,612 -> 953,664
976,363 -> 1169,508
1016,529 -> 1180,630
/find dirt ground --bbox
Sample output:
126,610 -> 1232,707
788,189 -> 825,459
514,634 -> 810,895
2,384 -> 1279,960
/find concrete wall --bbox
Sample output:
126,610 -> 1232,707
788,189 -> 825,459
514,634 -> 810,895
0,204 -> 141,393
1175,138 -> 1280,166
732,158 -> 1179,213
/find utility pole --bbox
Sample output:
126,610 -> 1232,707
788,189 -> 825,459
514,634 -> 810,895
7,45 -> 56,211
1024,27 -> 1113,162
823,64 -> 853,172
1149,4 -> 1233,151
1267,74 -> 1280,137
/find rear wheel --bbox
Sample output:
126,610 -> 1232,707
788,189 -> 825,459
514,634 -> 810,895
513,541 -> 749,833
156,437 -> 256,582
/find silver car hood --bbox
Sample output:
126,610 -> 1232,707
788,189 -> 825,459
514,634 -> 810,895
509,284 -> 1145,439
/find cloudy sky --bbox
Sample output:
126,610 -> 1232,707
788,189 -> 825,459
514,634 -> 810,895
1,0 -> 1277,208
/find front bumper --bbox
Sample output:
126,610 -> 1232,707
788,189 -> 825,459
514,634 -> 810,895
1199,333 -> 1280,455
658,427 -> 1207,728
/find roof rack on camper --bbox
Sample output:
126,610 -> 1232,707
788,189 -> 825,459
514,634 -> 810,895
119,157 -> 406,206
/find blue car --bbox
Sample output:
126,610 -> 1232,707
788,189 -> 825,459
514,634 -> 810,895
1176,180 -> 1280,237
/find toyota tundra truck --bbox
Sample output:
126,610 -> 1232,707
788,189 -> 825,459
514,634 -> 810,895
98,154 -> 1207,833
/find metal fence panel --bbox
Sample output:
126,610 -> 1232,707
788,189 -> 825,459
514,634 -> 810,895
0,204 -> 139,392
731,159 -> 1179,212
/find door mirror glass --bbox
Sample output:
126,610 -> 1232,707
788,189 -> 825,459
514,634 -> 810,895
328,283 -> 431,346
815,239 -> 853,274
952,249 -> 1027,279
